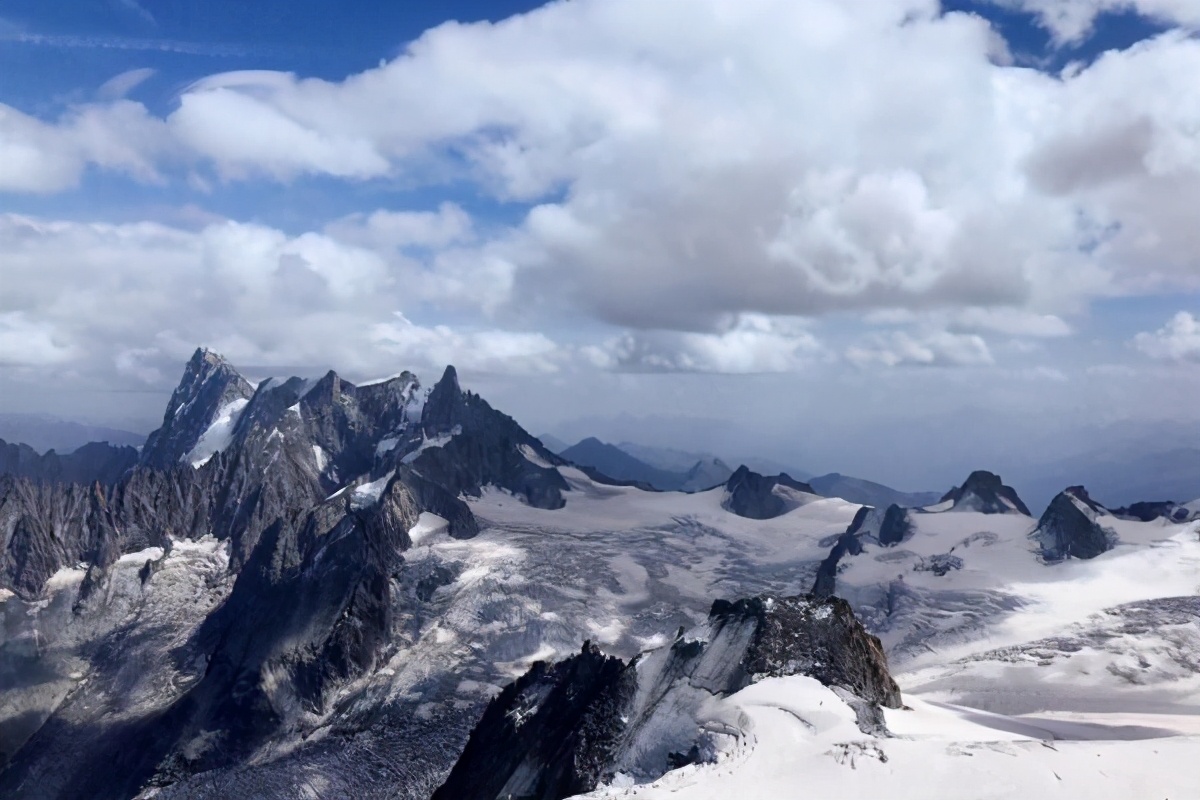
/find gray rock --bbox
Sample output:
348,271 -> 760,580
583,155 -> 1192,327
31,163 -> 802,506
722,465 -> 815,519
938,470 -> 1031,515
434,594 -> 900,800
1032,486 -> 1116,562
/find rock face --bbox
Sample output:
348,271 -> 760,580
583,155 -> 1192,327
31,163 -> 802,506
1032,486 -> 1116,561
140,348 -> 256,469
0,439 -> 138,486
434,594 -> 900,800
431,643 -> 637,800
812,504 -> 912,598
722,465 -> 816,519
406,366 -> 571,510
561,437 -> 680,488
938,470 -> 1031,515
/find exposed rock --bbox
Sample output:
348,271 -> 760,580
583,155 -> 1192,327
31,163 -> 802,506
812,504 -> 911,598
938,470 -> 1031,515
435,594 -> 900,800
431,643 -> 636,800
722,465 -> 815,519
140,348 -> 256,469
1032,486 -> 1116,561
405,366 -> 571,510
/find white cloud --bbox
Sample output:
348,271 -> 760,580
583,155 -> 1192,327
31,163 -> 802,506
1133,311 -> 1200,362
6,0 -> 1200,387
325,202 -> 473,250
97,67 -> 156,100
371,313 -> 562,374
586,315 -> 826,373
128,0 -> 1200,332
0,312 -> 78,366
845,330 -> 995,368
0,100 -> 172,192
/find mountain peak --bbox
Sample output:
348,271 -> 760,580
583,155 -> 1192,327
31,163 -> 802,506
421,365 -> 465,435
939,470 -> 1030,515
140,348 -> 254,468
723,465 -> 815,519
1032,484 -> 1114,561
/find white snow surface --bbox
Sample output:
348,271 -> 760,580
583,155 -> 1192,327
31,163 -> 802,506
350,471 -> 394,510
407,469 -> 1200,800
407,512 -> 448,546
580,673 -> 1200,800
400,427 -> 459,464
185,398 -> 250,467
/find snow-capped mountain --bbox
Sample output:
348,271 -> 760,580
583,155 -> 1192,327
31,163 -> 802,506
1,349 -> 1198,800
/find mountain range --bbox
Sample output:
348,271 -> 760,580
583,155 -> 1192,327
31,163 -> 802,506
0,348 -> 1197,799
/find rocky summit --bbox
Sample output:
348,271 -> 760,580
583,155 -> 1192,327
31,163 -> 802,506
937,470 -> 1031,515
434,594 -> 900,800
722,465 -> 816,519
1031,486 -> 1116,561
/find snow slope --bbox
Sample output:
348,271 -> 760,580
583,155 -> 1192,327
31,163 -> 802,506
579,676 -> 1200,800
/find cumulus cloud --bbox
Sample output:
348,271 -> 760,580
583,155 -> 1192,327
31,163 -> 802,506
119,0 -> 1197,334
5,0 -> 1200,385
1133,311 -> 1200,362
845,330 -> 995,368
0,213 -> 565,386
585,315 -> 826,373
0,100 -> 171,192
0,312 -> 78,366
371,313 -> 562,374
325,202 -> 474,250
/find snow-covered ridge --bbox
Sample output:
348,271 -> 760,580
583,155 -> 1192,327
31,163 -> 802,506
185,397 -> 249,467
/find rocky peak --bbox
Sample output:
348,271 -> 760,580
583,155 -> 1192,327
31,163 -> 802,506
1032,485 -> 1115,562
939,470 -> 1030,515
812,503 -> 912,598
435,593 -> 899,800
421,365 -> 463,436
723,465 -> 815,519
140,347 -> 255,469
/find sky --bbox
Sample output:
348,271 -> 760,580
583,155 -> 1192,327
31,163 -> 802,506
1,0 -> 1199,490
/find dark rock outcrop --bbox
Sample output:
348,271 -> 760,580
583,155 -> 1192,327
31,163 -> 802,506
435,594 -> 900,800
405,366 -> 571,510
432,643 -> 636,800
812,503 -> 911,598
938,470 -> 1031,515
1032,486 -> 1115,561
722,465 -> 815,519
0,439 -> 138,486
140,348 -> 256,469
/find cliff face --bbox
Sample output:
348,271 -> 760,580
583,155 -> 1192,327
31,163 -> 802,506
434,593 -> 901,800
722,466 -> 816,519
1032,486 -> 1115,561
939,470 -> 1031,515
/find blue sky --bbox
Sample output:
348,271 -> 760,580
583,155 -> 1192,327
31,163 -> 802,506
1,0 -> 1198,487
